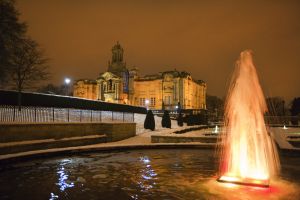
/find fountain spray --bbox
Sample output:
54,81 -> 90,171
217,50 -> 280,187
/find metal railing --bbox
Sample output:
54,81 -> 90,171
0,105 -> 134,123
265,116 -> 299,126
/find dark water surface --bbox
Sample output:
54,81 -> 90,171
0,149 -> 299,200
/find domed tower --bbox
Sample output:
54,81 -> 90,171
108,41 -> 127,75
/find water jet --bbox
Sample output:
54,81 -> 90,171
217,50 -> 280,188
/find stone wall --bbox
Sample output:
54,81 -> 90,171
132,75 -> 206,110
0,122 -> 136,143
151,135 -> 217,143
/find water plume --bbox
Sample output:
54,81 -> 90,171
218,50 -> 280,187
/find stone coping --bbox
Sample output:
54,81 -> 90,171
151,135 -> 218,139
2,126 -> 300,165
0,122 -> 136,126
0,135 -> 106,148
1,140 -> 300,165
0,143 -> 215,164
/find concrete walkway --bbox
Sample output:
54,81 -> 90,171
0,126 -> 215,163
2,126 -> 299,163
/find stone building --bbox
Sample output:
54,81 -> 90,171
73,79 -> 98,100
73,42 -> 206,110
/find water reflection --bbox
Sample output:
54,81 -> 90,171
56,159 -> 74,191
140,156 -> 150,164
49,192 -> 58,200
137,156 -> 158,192
202,178 -> 300,200
50,159 -> 75,199
0,149 -> 299,200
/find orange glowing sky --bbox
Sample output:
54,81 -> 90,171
17,0 -> 300,101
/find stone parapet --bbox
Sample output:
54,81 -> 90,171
0,122 -> 136,143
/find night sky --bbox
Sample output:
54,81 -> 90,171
17,0 -> 300,101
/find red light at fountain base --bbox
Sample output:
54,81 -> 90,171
217,175 -> 269,188
217,50 -> 280,192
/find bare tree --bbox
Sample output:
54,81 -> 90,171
0,0 -> 27,85
266,97 -> 285,116
7,37 -> 50,110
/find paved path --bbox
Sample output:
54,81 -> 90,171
0,126 -> 215,162
2,126 -> 299,162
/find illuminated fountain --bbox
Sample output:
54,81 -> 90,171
217,50 -> 280,187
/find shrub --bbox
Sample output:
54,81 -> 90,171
198,113 -> 208,125
162,110 -> 171,128
186,113 -> 208,126
144,110 -> 155,131
177,111 -> 184,127
186,114 -> 194,126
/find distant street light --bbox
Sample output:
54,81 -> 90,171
145,99 -> 149,110
64,78 -> 71,96
65,78 -> 71,85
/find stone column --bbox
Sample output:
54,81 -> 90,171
97,81 -> 101,100
115,82 -> 119,101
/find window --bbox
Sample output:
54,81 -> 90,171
139,98 -> 145,106
164,96 -> 171,105
150,97 -> 156,106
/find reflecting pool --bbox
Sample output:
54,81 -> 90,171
0,149 -> 299,199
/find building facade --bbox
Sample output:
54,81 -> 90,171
73,42 -> 206,110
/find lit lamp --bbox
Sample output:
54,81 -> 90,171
145,99 -> 150,110
64,78 -> 71,96
65,78 -> 71,85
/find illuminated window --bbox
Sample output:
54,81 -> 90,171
150,97 -> 156,106
164,96 -> 171,105
139,98 -> 145,106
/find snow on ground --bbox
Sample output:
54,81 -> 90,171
134,113 -> 185,135
271,127 -> 300,150
150,127 -> 218,137
133,113 -> 223,138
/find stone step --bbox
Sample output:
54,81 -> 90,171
151,135 -> 218,143
0,135 -> 107,155
287,139 -> 300,148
